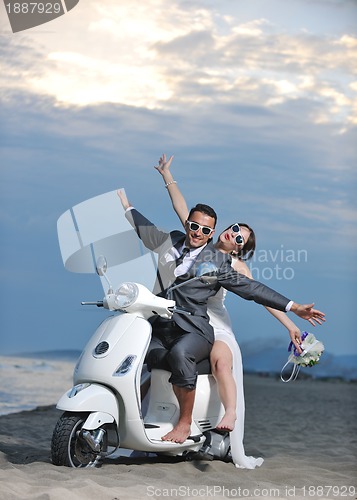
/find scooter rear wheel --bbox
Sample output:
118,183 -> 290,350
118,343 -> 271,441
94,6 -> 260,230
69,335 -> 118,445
51,412 -> 100,468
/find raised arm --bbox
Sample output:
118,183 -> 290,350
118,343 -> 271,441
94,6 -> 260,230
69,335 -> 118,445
154,154 -> 189,227
117,189 -> 131,211
117,189 -> 173,252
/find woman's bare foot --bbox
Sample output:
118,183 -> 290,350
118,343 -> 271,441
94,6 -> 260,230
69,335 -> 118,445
216,410 -> 236,432
162,421 -> 191,443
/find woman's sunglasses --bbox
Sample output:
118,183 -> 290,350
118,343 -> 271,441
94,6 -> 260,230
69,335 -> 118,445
187,220 -> 214,236
231,224 -> 244,245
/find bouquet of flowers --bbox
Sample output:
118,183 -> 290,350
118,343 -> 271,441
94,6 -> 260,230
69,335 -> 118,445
288,331 -> 324,367
281,332 -> 324,382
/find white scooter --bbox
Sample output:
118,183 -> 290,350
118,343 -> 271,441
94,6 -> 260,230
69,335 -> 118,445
51,256 -> 230,468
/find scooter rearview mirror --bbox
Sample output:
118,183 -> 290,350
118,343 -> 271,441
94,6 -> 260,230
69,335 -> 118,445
96,255 -> 113,293
96,255 -> 108,276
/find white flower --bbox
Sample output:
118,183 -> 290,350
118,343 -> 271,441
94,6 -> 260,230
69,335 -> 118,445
290,333 -> 324,367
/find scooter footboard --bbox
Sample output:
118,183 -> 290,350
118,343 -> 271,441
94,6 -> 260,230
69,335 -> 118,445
56,383 -> 119,424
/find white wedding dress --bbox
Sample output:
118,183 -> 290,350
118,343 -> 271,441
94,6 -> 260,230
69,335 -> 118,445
207,287 -> 264,469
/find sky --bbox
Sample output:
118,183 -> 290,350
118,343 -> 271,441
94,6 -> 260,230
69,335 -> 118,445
0,0 -> 356,361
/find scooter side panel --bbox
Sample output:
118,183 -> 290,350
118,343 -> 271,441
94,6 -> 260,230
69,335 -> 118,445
74,314 -> 150,388
73,314 -> 151,425
193,375 -> 224,430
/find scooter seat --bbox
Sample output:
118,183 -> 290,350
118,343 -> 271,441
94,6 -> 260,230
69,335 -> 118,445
149,357 -> 211,375
196,358 -> 211,375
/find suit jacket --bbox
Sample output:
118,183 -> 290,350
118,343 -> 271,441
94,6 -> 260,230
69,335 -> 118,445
126,209 -> 290,344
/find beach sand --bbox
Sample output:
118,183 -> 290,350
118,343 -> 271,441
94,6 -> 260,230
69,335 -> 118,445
0,356 -> 356,500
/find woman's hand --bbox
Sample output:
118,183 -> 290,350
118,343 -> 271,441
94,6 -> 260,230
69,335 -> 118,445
264,306 -> 304,353
152,152 -> 188,226
155,153 -> 174,176
117,189 -> 131,210
288,326 -> 302,354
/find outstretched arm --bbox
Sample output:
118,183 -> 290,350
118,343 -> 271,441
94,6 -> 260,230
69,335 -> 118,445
290,302 -> 325,325
265,307 -> 303,354
232,259 -> 303,353
154,154 -> 189,227
117,189 -> 172,252
231,259 -> 325,350
223,265 -> 326,328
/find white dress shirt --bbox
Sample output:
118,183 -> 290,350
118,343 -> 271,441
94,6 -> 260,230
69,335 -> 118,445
165,243 -> 207,277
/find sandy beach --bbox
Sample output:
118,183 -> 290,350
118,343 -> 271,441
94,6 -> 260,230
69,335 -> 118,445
0,356 -> 356,500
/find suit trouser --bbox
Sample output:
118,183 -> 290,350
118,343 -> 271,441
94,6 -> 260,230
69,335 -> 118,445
146,320 -> 212,390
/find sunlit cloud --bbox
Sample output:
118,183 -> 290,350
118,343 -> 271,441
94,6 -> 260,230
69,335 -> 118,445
0,0 -> 355,128
28,51 -> 173,108
334,34 -> 357,49
230,18 -> 270,37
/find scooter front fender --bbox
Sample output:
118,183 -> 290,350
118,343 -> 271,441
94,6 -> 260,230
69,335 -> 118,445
56,383 -> 119,424
82,411 -> 114,430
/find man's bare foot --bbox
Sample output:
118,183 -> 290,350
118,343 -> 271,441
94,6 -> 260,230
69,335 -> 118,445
216,411 -> 236,432
162,422 -> 191,443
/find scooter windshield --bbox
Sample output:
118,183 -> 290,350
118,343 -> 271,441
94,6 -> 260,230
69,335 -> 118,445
57,189 -> 157,292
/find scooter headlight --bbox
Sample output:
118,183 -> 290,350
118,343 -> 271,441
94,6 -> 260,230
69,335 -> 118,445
114,282 -> 139,309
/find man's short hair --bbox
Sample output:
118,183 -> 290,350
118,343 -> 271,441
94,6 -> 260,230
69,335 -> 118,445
188,204 -> 217,227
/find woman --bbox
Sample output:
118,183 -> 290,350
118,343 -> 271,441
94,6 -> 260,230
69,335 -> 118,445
154,154 -> 303,469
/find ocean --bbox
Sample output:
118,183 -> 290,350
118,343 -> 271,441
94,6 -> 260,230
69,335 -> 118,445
1,349 -> 356,418
0,352 -> 79,416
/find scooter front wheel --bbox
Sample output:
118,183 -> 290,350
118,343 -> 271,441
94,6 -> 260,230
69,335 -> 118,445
51,412 -> 100,468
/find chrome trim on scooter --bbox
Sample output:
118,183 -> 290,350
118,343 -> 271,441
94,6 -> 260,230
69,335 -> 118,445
94,341 -> 110,356
113,355 -> 137,376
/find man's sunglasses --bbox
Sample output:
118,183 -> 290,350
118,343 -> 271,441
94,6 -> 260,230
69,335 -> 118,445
231,224 -> 244,245
187,220 -> 214,236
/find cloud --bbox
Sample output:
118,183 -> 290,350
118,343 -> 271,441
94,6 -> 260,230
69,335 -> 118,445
0,0 -> 355,130
0,0 -> 355,251
299,0 -> 356,6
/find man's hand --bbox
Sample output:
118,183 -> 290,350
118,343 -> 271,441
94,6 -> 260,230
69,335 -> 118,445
117,189 -> 131,210
291,303 -> 326,326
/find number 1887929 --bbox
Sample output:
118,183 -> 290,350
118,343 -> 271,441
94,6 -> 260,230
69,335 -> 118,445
5,3 -> 62,14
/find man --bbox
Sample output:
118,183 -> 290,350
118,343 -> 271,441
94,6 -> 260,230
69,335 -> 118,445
118,191 -> 325,443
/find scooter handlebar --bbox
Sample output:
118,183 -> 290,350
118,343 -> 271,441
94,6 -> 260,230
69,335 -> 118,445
81,301 -> 104,307
170,306 -> 193,316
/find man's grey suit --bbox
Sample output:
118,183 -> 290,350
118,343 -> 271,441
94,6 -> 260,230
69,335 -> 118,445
126,208 -> 291,387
